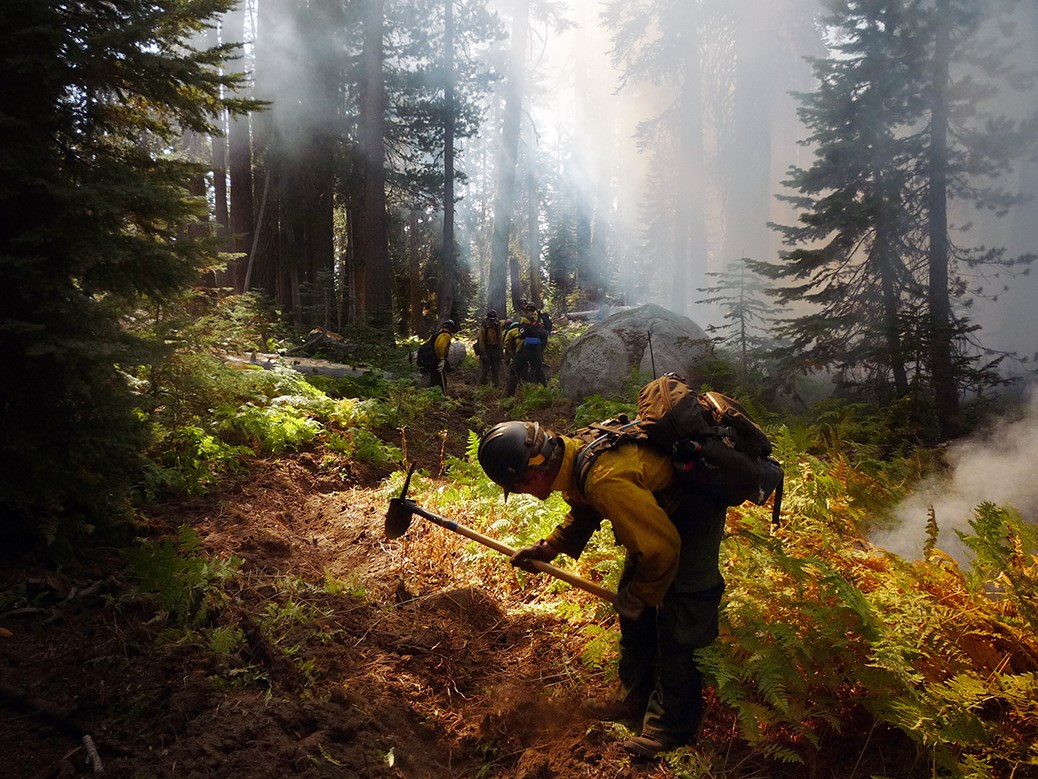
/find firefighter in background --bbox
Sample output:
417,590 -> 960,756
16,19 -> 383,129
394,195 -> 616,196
475,310 -> 504,387
506,303 -> 548,396
422,319 -> 456,394
502,319 -> 523,381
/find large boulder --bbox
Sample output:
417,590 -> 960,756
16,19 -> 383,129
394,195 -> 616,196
447,339 -> 466,368
558,303 -> 712,400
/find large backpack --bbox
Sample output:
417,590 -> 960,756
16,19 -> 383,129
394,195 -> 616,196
518,319 -> 548,346
575,373 -> 784,525
415,334 -> 438,369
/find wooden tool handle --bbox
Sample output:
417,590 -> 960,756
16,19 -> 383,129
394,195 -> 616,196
406,502 -> 616,604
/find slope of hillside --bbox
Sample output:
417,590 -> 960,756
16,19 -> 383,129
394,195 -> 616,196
1,371 -> 713,779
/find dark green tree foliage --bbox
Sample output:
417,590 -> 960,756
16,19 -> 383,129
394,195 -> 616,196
759,0 -> 928,400
378,0 -> 502,329
545,198 -> 578,305
382,0 -> 500,196
762,0 -> 1035,420
0,1 -> 250,546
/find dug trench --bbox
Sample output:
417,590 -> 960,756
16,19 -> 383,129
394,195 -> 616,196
0,395 -> 675,779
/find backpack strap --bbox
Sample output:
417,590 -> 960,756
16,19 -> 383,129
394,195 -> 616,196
573,421 -> 642,496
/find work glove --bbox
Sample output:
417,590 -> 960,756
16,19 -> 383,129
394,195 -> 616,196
510,539 -> 559,573
437,359 -> 446,372
615,586 -> 646,621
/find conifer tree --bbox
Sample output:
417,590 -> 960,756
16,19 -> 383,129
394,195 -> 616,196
761,0 -> 1035,425
0,0 -> 252,546
697,259 -> 784,383
920,0 -> 1036,434
603,0 -> 712,314
758,0 -> 927,400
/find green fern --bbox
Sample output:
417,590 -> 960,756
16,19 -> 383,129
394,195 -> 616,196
124,526 -> 241,628
219,402 -> 321,453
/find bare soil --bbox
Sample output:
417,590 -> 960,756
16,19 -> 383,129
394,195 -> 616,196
1,372 -> 713,779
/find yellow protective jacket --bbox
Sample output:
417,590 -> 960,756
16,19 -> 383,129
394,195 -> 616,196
477,320 -> 503,354
544,436 -> 684,608
433,330 -> 452,361
503,324 -> 522,361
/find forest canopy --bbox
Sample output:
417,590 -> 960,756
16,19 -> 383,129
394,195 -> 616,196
2,0 -> 1036,542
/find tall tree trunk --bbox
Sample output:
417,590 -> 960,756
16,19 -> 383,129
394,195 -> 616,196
669,19 -> 706,315
488,0 -> 530,316
280,166 -> 305,327
527,160 -> 540,308
226,1 -> 252,293
670,180 -> 689,314
209,20 -> 229,252
573,5 -> 600,304
928,0 -> 960,435
724,0 -> 774,264
683,32 -> 708,310
355,0 -> 392,327
875,166 -> 909,396
181,130 -> 208,241
408,207 -> 424,334
212,119 -> 229,252
306,0 -> 341,326
438,0 -> 457,322
250,0 -> 282,298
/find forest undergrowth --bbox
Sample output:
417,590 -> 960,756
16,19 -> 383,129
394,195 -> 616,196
2,305 -> 1037,779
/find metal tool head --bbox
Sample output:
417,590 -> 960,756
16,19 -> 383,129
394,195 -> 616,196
385,497 -> 414,539
384,463 -> 419,539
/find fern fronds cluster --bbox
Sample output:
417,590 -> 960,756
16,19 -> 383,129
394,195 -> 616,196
701,435 -> 1038,777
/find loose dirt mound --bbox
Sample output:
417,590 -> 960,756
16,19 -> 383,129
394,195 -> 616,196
1,420 -> 671,779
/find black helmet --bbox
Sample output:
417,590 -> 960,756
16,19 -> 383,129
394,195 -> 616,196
441,319 -> 457,333
477,421 -> 554,496
487,309 -> 498,320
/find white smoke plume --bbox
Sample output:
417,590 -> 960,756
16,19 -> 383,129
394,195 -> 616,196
873,386 -> 1038,562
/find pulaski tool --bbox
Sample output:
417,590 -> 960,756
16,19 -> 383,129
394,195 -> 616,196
384,464 -> 616,604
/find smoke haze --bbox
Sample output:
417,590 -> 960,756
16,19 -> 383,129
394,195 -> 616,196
874,384 -> 1038,562
521,0 -> 1038,352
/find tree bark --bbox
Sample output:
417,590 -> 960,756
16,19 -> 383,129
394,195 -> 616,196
226,1 -> 253,293
438,0 -> 457,322
355,0 -> 392,328
210,20 -> 229,249
250,0 -> 282,298
408,207 -> 423,334
928,0 -> 960,435
875,164 -> 909,396
488,0 -> 530,317
527,159 -> 540,308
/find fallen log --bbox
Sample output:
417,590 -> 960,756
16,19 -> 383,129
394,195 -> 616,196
219,352 -> 394,380
283,327 -> 356,359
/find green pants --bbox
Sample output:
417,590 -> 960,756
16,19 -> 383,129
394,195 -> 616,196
507,344 -> 545,395
617,492 -> 727,745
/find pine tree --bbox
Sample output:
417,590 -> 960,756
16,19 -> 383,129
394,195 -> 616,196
697,259 -> 785,383
761,0 -> 1035,423
0,0 -> 252,546
603,0 -> 712,314
920,0 -> 1036,434
759,0 -> 928,401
